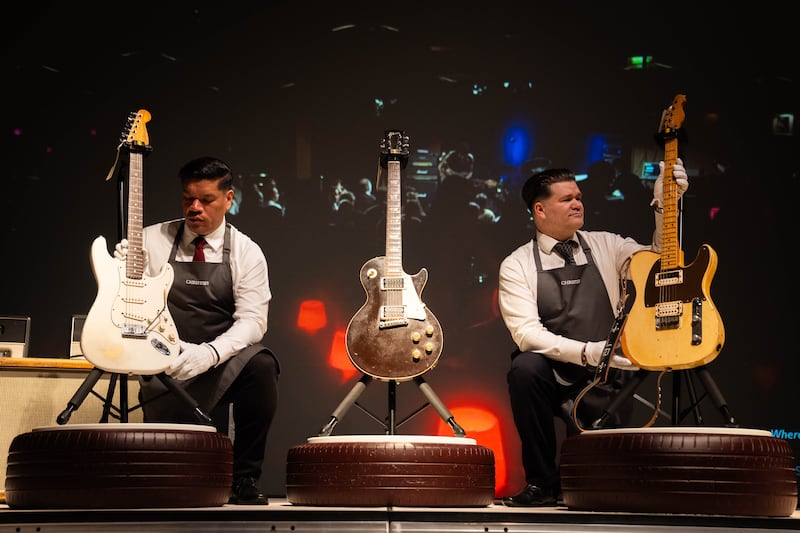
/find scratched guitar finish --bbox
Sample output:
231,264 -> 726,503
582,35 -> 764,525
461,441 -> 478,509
81,110 -> 180,375
345,130 -> 443,381
621,95 -> 725,370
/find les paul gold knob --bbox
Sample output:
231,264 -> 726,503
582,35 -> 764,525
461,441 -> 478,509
425,325 -> 435,336
412,349 -> 421,362
424,343 -> 433,354
411,332 -> 421,343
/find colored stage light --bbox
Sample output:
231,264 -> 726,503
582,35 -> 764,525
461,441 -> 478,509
296,300 -> 327,333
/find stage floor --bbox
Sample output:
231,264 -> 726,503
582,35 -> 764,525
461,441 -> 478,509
2,499 -> 800,532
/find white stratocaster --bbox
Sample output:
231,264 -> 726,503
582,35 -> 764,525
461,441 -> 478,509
81,109 -> 180,374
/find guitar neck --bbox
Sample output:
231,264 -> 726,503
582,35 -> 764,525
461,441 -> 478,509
126,151 -> 146,280
385,159 -> 403,277
661,138 -> 680,270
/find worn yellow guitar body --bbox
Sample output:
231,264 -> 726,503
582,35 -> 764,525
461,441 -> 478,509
620,94 -> 724,371
621,246 -> 724,370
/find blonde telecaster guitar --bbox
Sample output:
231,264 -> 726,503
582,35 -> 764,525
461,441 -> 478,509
81,109 -> 180,374
621,94 -> 724,370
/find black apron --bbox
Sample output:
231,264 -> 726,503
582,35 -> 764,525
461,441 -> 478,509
139,221 -> 269,420
533,233 -> 614,384
531,233 -> 631,427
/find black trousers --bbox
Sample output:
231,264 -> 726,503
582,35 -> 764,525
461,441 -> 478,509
506,351 -> 632,490
141,351 -> 279,482
216,352 -> 279,481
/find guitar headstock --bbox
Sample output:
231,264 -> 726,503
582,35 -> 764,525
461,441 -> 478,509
120,109 -> 153,153
380,129 -> 410,169
656,94 -> 686,144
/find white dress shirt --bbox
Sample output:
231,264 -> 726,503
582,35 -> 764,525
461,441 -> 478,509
142,217 -> 271,360
498,216 -> 663,364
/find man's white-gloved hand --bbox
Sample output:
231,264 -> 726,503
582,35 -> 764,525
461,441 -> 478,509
167,341 -> 218,381
584,341 -> 638,370
113,238 -> 129,260
651,158 -> 689,210
113,238 -> 148,265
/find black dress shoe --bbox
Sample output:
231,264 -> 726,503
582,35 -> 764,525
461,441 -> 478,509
502,484 -> 558,507
228,476 -> 268,505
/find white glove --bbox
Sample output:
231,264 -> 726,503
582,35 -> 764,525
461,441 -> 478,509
113,238 -> 148,266
584,341 -> 638,370
167,341 -> 218,381
651,158 -> 689,210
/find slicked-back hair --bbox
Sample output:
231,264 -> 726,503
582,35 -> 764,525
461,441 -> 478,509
178,156 -> 234,191
520,168 -> 576,213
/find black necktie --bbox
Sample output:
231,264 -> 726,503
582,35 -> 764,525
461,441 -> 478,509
192,237 -> 206,262
553,241 -> 575,264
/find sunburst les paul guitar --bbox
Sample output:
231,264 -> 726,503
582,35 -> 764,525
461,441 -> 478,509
620,94 -> 725,370
81,109 -> 179,375
345,130 -> 443,381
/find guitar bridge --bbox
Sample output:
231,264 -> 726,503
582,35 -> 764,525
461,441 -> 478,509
380,305 -> 408,329
655,301 -> 682,330
121,323 -> 148,338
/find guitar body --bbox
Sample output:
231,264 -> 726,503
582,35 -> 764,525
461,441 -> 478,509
81,110 -> 180,374
346,256 -> 443,381
345,130 -> 443,381
619,94 -> 725,371
621,244 -> 724,370
81,236 -> 180,374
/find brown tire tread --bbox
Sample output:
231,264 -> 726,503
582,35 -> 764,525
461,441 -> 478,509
286,441 -> 495,507
5,425 -> 232,509
560,429 -> 797,517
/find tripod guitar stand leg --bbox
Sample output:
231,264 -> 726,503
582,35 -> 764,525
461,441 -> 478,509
57,369 -> 213,426
673,365 -> 736,427
155,372 -> 214,425
318,373 -> 465,437
319,374 -> 373,436
58,367 -> 116,425
414,376 -> 465,437
591,364 -> 737,429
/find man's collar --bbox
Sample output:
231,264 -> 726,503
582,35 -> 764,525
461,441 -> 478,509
184,219 -> 225,248
537,231 -> 577,253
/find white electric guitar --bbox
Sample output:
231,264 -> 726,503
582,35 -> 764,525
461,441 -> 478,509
81,109 -> 179,374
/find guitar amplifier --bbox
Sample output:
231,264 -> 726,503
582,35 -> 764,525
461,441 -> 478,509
0,316 -> 31,358
69,314 -> 87,359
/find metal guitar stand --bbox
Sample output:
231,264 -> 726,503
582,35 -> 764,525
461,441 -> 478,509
318,373 -> 466,437
57,368 -> 212,425
591,364 -> 737,429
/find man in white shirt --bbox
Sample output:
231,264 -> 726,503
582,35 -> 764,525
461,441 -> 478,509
498,161 -> 688,506
117,156 -> 279,505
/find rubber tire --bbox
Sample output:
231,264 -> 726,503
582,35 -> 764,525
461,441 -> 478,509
5,423 -> 233,509
286,437 -> 495,507
559,428 -> 798,517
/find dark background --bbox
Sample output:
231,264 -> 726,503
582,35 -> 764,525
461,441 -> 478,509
1,2 -> 797,497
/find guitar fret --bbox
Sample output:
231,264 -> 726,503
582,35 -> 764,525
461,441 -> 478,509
126,151 -> 145,281
385,159 -> 403,276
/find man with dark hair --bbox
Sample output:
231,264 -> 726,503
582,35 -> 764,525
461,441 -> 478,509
115,156 -> 279,505
499,160 -> 688,506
